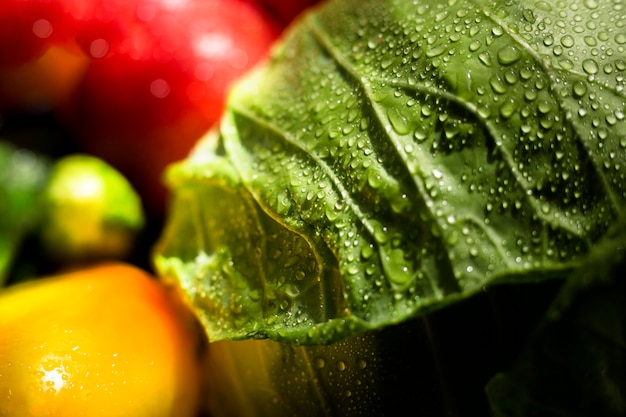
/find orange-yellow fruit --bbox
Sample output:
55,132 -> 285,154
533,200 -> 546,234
0,263 -> 205,417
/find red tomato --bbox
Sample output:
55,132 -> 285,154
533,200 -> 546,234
0,0 -> 74,67
68,0 -> 144,59
61,0 -> 280,214
0,0 -> 138,110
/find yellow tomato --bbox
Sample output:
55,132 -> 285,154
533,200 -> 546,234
0,263 -> 205,417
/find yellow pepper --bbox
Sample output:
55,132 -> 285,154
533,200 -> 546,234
0,263 -> 205,417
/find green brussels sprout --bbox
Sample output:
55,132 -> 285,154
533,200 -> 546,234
40,154 -> 144,262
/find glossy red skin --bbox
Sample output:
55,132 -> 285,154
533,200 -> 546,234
69,0 -> 143,59
0,0 -> 74,67
0,0 -> 145,111
60,0 -> 281,214
0,0 -> 138,110
0,0 -> 281,212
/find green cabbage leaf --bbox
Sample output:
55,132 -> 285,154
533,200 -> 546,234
154,0 -> 626,344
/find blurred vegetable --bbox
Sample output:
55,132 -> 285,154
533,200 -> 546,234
39,154 -> 145,262
60,0 -> 281,213
1,0 -> 282,214
2,0 -> 624,415
0,140 -> 50,284
0,263 -> 206,417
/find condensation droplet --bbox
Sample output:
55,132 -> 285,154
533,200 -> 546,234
414,127 -> 428,142
543,34 -> 554,46
469,40 -> 481,52
489,75 -> 507,94
534,1 -> 552,11
519,67 -> 534,80
497,45 -> 522,65
572,81 -> 587,97
538,100 -> 552,114
522,9 -> 536,23
582,59 -> 599,74
524,89 -> 538,101
314,357 -> 326,369
560,35 -> 575,48
500,99 -> 517,118
387,108 -> 411,135
478,51 -> 493,66
368,35 -> 382,49
426,43 -> 448,58
584,36 -> 597,46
